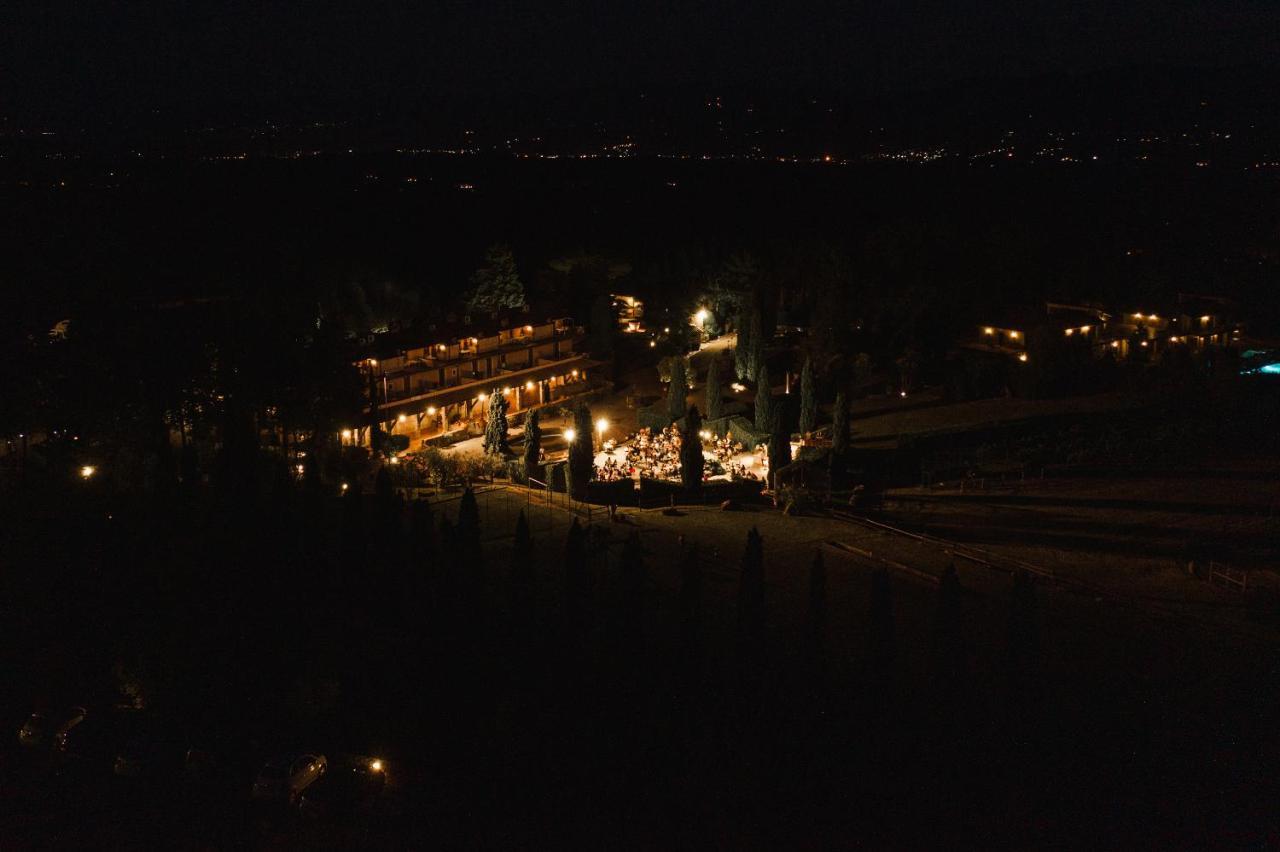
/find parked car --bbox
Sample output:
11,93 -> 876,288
297,755 -> 386,819
17,706 -> 86,749
252,753 -> 328,804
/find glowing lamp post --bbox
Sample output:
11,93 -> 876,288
79,465 -> 96,480
595,417 -> 609,450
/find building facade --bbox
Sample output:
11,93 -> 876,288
351,313 -> 593,449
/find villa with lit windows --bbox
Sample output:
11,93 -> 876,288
613,294 -> 646,334
349,312 -> 595,449
968,296 -> 1244,364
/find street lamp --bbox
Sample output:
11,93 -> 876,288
79,465 -> 96,479
596,417 -> 608,448
564,427 -> 577,444
341,429 -> 352,444
695,308 -> 709,325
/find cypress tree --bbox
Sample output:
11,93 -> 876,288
563,518 -> 588,633
735,305 -> 753,381
799,356 -> 817,437
522,407 -> 542,482
754,362 -> 773,433
667,357 -> 688,420
589,293 -> 616,360
747,304 -> 765,382
457,487 -> 484,612
457,486 -> 481,553
831,390 -> 850,456
340,482 -> 366,565
737,527 -> 765,651
511,509 -> 534,614
567,402 -> 595,499
766,409 -> 791,490
619,531 -> 646,652
705,359 -> 724,422
678,544 -> 703,654
373,465 -> 402,563
483,389 -> 509,455
680,405 -> 704,490
410,499 -> 434,567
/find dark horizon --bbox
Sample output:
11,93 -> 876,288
5,0 -> 1280,127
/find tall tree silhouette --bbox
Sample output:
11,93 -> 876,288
678,544 -> 704,657
680,405 -> 704,490
799,356 -> 817,437
766,409 -> 791,490
510,510 -> 534,620
831,390 -> 850,456
705,359 -> 724,422
737,527 -> 766,655
667,357 -> 688,420
754,362 -> 774,433
734,304 -> 754,381
465,244 -> 525,315
522,407 -> 542,482
483,389 -> 509,455
618,531 -> 646,655
457,487 -> 484,616
563,518 -> 589,636
567,403 -> 595,499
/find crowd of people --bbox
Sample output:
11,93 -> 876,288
592,424 -> 763,483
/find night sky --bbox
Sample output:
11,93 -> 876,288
4,0 -> 1279,120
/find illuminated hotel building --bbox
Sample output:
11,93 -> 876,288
354,312 -> 594,448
